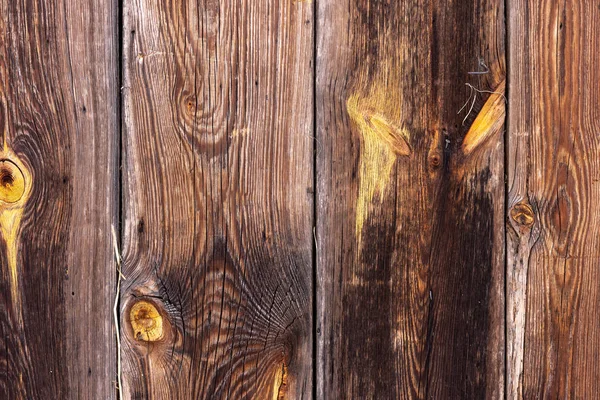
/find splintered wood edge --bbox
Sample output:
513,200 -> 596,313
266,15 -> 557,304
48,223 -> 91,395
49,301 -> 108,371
462,79 -> 506,155
272,362 -> 288,400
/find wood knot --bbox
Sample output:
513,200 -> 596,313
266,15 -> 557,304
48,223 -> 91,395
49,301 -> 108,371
0,160 -> 25,204
129,300 -> 164,342
179,91 -> 198,118
0,150 -> 31,324
428,150 -> 443,169
186,100 -> 195,114
510,202 -> 535,228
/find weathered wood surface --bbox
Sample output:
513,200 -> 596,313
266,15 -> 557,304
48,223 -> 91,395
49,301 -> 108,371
3,0 -> 600,397
120,0 -> 314,398
507,1 -> 600,398
316,0 -> 506,398
0,0 -> 118,398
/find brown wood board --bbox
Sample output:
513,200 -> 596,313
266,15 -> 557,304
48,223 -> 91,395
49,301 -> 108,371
120,0 -> 314,398
316,0 -> 506,398
507,0 -> 600,398
3,0 -> 600,397
0,0 -> 119,397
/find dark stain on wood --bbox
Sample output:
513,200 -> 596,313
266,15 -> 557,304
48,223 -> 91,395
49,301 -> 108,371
343,219 -> 397,398
317,0 -> 505,398
427,168 -> 494,398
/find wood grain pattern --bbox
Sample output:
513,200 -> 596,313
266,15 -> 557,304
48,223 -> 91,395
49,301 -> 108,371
507,0 -> 600,397
316,0 -> 506,398
4,0 -> 600,396
0,0 -> 118,397
120,0 -> 313,398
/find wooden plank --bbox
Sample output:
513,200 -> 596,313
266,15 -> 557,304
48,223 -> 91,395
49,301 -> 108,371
316,0 -> 505,397
507,1 -> 600,397
0,0 -> 118,397
120,0 -> 313,398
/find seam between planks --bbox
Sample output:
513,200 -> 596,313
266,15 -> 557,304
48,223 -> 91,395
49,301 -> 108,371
116,0 -> 125,396
503,0 -> 510,399
311,0 -> 318,398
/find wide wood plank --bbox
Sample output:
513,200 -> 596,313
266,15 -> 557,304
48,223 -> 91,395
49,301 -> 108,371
316,0 -> 505,397
121,0 -> 313,398
0,0 -> 118,397
507,1 -> 600,397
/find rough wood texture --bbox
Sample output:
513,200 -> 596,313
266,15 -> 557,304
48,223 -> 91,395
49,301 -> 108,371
6,0 -> 600,396
0,0 -> 118,397
507,1 -> 600,398
316,0 -> 505,398
121,0 -> 313,398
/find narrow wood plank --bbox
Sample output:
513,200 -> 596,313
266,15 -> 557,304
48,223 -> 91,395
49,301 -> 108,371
507,1 -> 600,397
121,0 -> 313,398
0,0 -> 118,397
316,0 -> 505,397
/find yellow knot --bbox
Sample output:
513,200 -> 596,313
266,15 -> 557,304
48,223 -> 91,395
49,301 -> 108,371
0,160 -> 26,203
0,148 -> 31,322
510,202 -> 535,228
130,300 -> 164,342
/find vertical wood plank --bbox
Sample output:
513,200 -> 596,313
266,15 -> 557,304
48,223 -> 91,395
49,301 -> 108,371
0,0 -> 118,397
121,0 -> 313,398
507,1 -> 600,397
316,0 -> 505,397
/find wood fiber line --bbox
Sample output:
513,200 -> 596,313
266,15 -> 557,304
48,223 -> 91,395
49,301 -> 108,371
507,0 -> 600,397
316,0 -> 506,398
121,0 -> 313,398
0,0 -> 119,397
